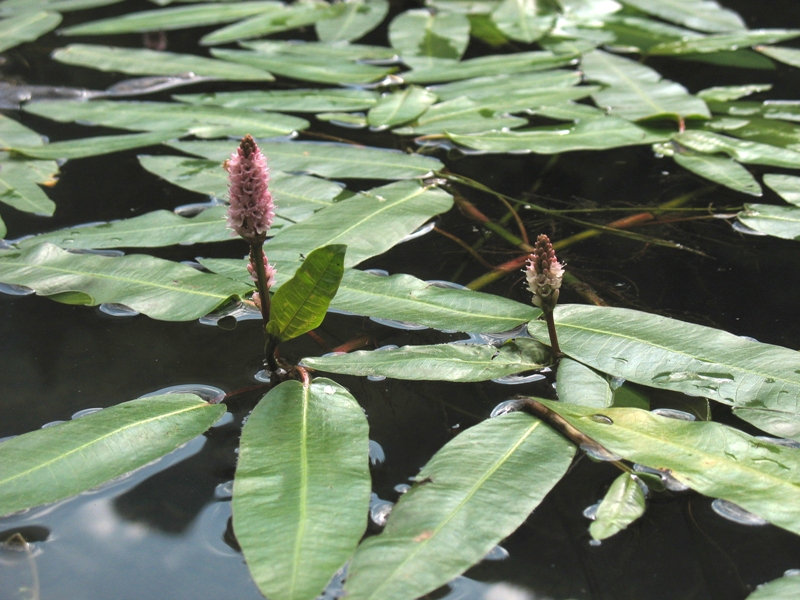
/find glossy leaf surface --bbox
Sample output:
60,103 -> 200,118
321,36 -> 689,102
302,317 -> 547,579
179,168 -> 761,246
200,2 -> 334,45
234,379 -> 370,600
430,69 -> 582,102
619,0 -> 746,33
389,9 -> 470,62
672,152 -> 762,195
737,204 -> 800,240
648,29 -> 800,55
0,394 -> 224,517
0,10 -> 60,53
556,358 -> 614,408
367,86 -> 437,128
590,473 -> 646,541
757,45 -> 800,70
395,97 -> 527,135
174,89 -> 379,112
675,130 -> 800,168
491,0 -> 554,43
764,174 -> 800,206
403,51 -> 577,84
316,0 -> 389,43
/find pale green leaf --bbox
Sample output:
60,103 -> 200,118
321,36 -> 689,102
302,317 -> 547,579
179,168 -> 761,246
402,51 -> 577,84
674,130 -> 800,168
590,473 -> 646,540
672,152 -> 762,196
316,112 -> 368,128
649,30 -> 800,55
201,2 -> 335,45
757,45 -> 800,70
389,9 -> 470,63
316,0 -> 389,43
0,114 -> 43,148
0,0 -> 124,16
174,88 -> 379,112
0,11 -> 60,53
367,86 -> 437,128
764,174 -> 800,206
0,214 -> 6,238
0,155 -> 58,216
491,0 -> 554,44
10,130 -> 183,160
697,84 -> 772,102
430,69 -> 582,102
394,97 -> 527,135
344,412 -> 575,600
556,357 -> 614,408
241,39 -> 397,61
737,204 -> 800,240
0,243 -> 252,321
747,574 -> 800,600
233,378 -> 370,600
0,394 -> 225,517
618,0 -> 746,33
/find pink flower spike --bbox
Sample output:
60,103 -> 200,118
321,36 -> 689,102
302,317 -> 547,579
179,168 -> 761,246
225,135 -> 275,244
524,234 -> 564,312
247,254 -> 276,289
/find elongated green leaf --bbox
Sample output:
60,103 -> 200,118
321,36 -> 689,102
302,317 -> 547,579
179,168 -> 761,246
675,130 -> 800,168
707,118 -> 800,152
673,152 -> 762,195
426,86 -> 599,117
389,9 -> 470,63
403,51 -> 577,84
333,269 -> 538,333
302,339 -> 551,381
169,140 -> 443,179
265,181 -> 452,268
618,0 -> 746,33
23,100 -> 309,139
448,117 -> 670,153
10,130 -> 183,160
52,44 -> 274,81
0,394 -> 224,517
0,214 -> 6,238
344,412 -> 575,600
737,204 -> 800,240
211,48 -> 392,85
590,473 -> 646,541
0,0 -> 124,16
234,378 -> 370,600
395,97 -> 527,135
316,0 -> 389,43
0,11 -> 60,53
528,305 -> 800,440
747,574 -> 800,600
0,243 -> 252,321
697,84 -> 772,102
582,50 -> 710,122
491,0 -> 554,43
557,357 -> 614,408
539,400 -> 800,536
0,114 -> 43,147
678,48 -> 776,70
17,206 -> 232,250
174,88 -> 379,112
757,45 -> 800,70
201,2 -> 335,45
267,245 -> 346,342
649,30 -> 800,55
430,69 -> 582,102
764,174 -> 800,206
0,155 -> 57,215
368,86 -> 437,128
241,39 -> 397,61
62,1 -> 282,34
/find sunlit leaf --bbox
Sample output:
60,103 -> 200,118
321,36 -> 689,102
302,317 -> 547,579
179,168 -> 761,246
23,100 -> 309,139
169,140 -> 443,179
490,0 -> 554,44
747,574 -> 800,600
302,338 -> 551,382
618,0 -> 746,33
589,473 -> 646,541
672,152 -> 761,196
582,50 -> 710,122
402,51 -> 577,84
677,49 -> 776,70
764,174 -> 800,206
538,400 -> 800,536
601,14 -> 701,53
0,114 -> 43,148
316,112 -> 368,128
241,39 -> 397,61
448,117 -> 670,153
674,130 -> 800,168
757,45 -> 800,70
528,305 -> 800,441
62,1 -> 282,34
394,97 -> 527,135
201,1 -> 335,45
430,69 -> 582,102
316,0 -> 389,43
0,155 -> 58,216
0,215 -> 6,238
648,30 -> 800,55
389,9 -> 470,64
556,358 -> 614,408
0,243 -> 252,321
267,244 -> 346,342
0,0 -> 124,16
174,88 -> 379,112
10,130 -> 183,160
343,412 -> 575,600
0,11 -> 60,53
737,204 -> 800,240
0,394 -> 224,517
367,86 -> 437,128
708,117 -> 800,153
52,44 -> 274,81
234,378 -> 370,600
697,84 -> 772,102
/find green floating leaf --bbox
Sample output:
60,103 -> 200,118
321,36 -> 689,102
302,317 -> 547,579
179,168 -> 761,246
265,181 -> 452,267
0,114 -> 43,148
395,97 -> 527,135
0,11 -> 60,53
241,39 -> 397,61
757,45 -> 800,70
677,49 -> 776,70
648,29 -> 800,55
403,51 -> 577,84
737,204 -> 800,240
201,1 -> 334,45
17,206 -> 231,250
52,44 -> 274,81
62,1 -> 282,34
10,130 -> 183,160
0,394 -> 224,517
344,412 -> 575,600
490,0 -> 554,44
169,140 -> 443,180
590,473 -> 646,541
467,13 -> 510,47
618,0 -> 746,33
528,305 -> 800,441
368,86 -> 438,128
0,155 -> 58,216
430,69 -> 582,102
675,130 -> 800,169
448,117 -> 670,153
764,174 -> 800,206
582,50 -> 710,122
24,100 -> 308,139
389,9 -> 470,64
267,244 -> 346,342
333,269 -> 539,333
0,0 -> 124,16
539,400 -> 800,536
302,338 -> 551,382
317,112 -> 368,128
0,214 -> 6,238
697,84 -> 772,102
174,88 -> 379,112
316,0 -> 389,43
211,48 -> 393,85
747,574 -> 800,600
234,378 -> 370,600
0,243 -> 252,321
672,152 -> 762,196
556,357 -> 615,408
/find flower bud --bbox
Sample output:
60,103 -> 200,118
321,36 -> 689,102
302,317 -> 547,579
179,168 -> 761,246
225,135 -> 275,244
525,234 -> 564,312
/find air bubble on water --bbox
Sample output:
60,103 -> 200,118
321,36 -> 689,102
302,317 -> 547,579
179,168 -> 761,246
369,493 -> 394,527
732,220 -> 768,236
651,408 -> 696,421
363,269 -> 389,277
367,374 -> 387,382
426,280 -> 469,291
214,480 -> 234,500
369,440 -> 385,466
491,372 -> 546,385
739,335 -> 759,342
711,499 -> 767,526
66,248 -> 124,257
490,400 -> 521,418
393,483 -> 411,496
398,221 -> 436,243
99,303 -> 140,317
71,407 -> 103,419
609,377 -> 625,390
370,316 -> 427,330
590,414 -> 613,425
174,199 -> 221,216
583,501 -> 601,520
756,436 -> 800,449
589,539 -> 602,547
663,472 -> 690,492
254,370 -> 271,383
0,283 -> 34,296
140,384 -> 226,405
41,420 -> 65,429
199,302 -> 261,326
784,569 -> 800,577
581,443 -> 622,462
211,411 -> 234,428
483,545 -> 509,561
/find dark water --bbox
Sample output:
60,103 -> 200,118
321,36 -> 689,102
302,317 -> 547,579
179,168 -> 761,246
3,1 -> 800,599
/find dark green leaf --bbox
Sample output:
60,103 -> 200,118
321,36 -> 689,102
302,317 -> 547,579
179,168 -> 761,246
316,0 -> 389,43
590,473 -> 646,541
389,9 -> 470,64
757,45 -> 800,69
10,130 -> 184,160
0,11 -> 60,53
402,51 -> 578,84
430,69 -> 582,102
